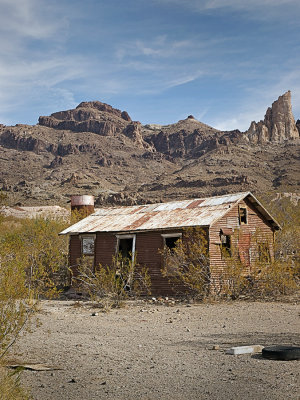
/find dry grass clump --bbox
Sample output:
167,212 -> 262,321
0,365 -> 31,400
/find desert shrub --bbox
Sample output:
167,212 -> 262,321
161,227 -> 211,299
259,193 -> 300,270
220,255 -> 250,299
0,213 -> 68,398
0,233 -> 35,359
70,208 -> 93,224
0,215 -> 68,360
18,218 -> 69,297
75,254 -> 151,309
0,365 -> 31,400
0,216 -> 69,299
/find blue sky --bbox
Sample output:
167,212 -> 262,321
0,0 -> 299,131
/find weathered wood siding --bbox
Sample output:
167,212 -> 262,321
94,233 -> 117,267
209,199 -> 275,285
92,230 -> 183,295
68,234 -> 82,282
135,231 -> 175,296
69,235 -> 81,266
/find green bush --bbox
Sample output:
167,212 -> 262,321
76,254 -> 151,309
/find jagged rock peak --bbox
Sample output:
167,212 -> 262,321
246,91 -> 299,143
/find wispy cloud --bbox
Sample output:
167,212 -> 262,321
0,0 -> 84,123
116,36 -> 197,61
157,0 -> 300,13
0,0 -> 67,39
113,35 -> 228,94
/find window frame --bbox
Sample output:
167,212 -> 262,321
161,233 -> 182,251
239,206 -> 248,225
80,234 -> 96,256
220,233 -> 232,258
115,234 -> 136,264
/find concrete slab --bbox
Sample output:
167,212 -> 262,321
226,345 -> 264,355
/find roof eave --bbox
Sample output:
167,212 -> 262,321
245,193 -> 281,230
59,224 -> 211,236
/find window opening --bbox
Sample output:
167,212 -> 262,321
162,233 -> 182,252
220,234 -> 231,257
239,207 -> 247,225
118,238 -> 133,259
165,236 -> 180,250
116,235 -> 136,292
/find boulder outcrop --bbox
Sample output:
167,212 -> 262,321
0,129 -> 47,153
245,91 -> 299,143
38,101 -> 148,148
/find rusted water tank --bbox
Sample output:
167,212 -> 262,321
71,195 -> 94,216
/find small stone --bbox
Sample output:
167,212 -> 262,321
100,381 -> 107,385
91,312 -> 98,316
68,378 -> 76,383
212,345 -> 220,350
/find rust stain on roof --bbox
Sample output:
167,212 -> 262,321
129,205 -> 145,214
186,199 -> 204,209
122,213 -> 154,231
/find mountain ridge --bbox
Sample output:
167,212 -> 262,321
0,91 -> 299,207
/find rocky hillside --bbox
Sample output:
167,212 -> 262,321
0,92 -> 299,207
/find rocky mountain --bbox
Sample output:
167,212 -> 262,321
245,91 -> 299,143
0,91 -> 299,207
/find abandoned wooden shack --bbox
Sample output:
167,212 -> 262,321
60,192 -> 281,295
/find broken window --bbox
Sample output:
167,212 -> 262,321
239,207 -> 247,225
162,233 -> 182,251
220,234 -> 231,257
81,235 -> 95,256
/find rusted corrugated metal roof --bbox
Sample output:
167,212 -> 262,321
60,192 -> 242,234
60,191 -> 281,235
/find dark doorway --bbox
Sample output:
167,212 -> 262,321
118,238 -> 133,259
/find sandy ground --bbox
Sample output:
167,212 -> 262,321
9,300 -> 300,400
